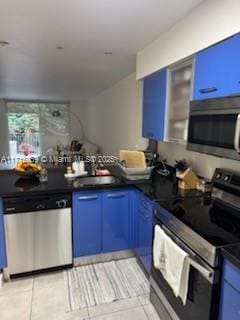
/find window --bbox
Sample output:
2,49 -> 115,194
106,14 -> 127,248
165,58 -> 193,143
8,112 -> 41,157
6,101 -> 70,158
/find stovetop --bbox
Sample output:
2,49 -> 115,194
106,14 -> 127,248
153,168 -> 240,267
156,195 -> 240,248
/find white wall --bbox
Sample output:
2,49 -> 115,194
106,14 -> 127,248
0,99 -> 8,158
158,142 -> 240,179
70,100 -> 88,142
137,0 -> 240,79
87,73 -> 148,156
135,0 -> 240,178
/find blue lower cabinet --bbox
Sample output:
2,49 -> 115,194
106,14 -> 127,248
138,195 -> 153,274
219,281 -> 240,320
72,188 -> 152,262
219,259 -> 240,320
134,193 -> 153,274
73,192 -> 102,257
131,189 -> 140,253
0,198 -> 7,268
102,190 -> 130,253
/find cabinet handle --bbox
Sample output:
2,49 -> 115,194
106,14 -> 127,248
141,198 -> 150,208
78,196 -> 98,201
140,208 -> 150,219
234,114 -> 240,153
199,87 -> 218,94
107,194 -> 125,199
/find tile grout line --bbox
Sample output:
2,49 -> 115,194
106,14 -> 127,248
138,295 -> 146,306
138,295 -> 151,307
141,304 -> 151,320
86,306 -> 90,320
28,277 -> 35,320
137,296 -> 143,306
89,305 -> 145,320
87,297 -> 142,318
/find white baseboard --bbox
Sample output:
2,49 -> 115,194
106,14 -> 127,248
0,273 -> 3,288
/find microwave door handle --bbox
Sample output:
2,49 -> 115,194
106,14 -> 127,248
234,114 -> 240,153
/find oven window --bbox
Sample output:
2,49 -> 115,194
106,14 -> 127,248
188,114 -> 237,149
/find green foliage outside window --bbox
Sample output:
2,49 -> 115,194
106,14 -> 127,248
8,113 -> 40,134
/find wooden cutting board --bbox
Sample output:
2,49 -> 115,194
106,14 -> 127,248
119,150 -> 146,168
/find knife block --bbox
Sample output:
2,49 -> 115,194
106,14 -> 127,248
177,168 -> 199,190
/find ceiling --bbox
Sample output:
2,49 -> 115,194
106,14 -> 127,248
0,0 -> 204,100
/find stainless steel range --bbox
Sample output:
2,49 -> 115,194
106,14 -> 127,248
151,168 -> 240,320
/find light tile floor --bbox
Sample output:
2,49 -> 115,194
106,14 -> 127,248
0,271 -> 161,320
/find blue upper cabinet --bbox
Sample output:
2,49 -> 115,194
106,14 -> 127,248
193,34 -> 240,100
0,198 -> 6,269
142,68 -> 167,140
102,190 -> 130,253
72,191 -> 102,258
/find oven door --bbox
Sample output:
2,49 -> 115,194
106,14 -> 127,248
151,217 -> 220,320
187,97 -> 240,160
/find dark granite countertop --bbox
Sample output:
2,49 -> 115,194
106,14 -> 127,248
4,164 -> 240,269
0,164 -> 201,200
0,166 -> 124,198
222,245 -> 240,269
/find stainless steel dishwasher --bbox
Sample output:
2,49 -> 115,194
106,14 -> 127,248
3,194 -> 72,278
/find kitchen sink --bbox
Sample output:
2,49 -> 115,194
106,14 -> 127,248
75,175 -> 121,186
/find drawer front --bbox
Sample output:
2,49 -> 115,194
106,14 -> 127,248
219,281 -> 240,320
223,260 -> 240,293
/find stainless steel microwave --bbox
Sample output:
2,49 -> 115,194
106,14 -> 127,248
187,96 -> 240,160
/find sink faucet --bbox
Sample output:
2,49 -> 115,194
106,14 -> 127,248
91,158 -> 103,175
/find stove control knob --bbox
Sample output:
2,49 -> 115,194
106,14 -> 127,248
57,199 -> 68,208
216,173 -> 222,179
36,204 -> 45,210
223,175 -> 230,182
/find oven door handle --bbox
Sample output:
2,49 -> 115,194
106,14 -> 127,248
187,257 -> 213,282
160,224 -> 215,283
234,114 -> 240,153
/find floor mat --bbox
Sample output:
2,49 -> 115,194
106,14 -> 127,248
63,257 -> 149,311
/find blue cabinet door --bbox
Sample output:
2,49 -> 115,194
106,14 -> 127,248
193,34 -> 240,100
102,190 -> 130,253
138,195 -> 153,274
0,198 -> 6,269
142,68 -> 167,140
219,281 -> 240,320
130,189 -> 141,254
72,191 -> 102,258
219,259 -> 240,320
129,189 -> 140,250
